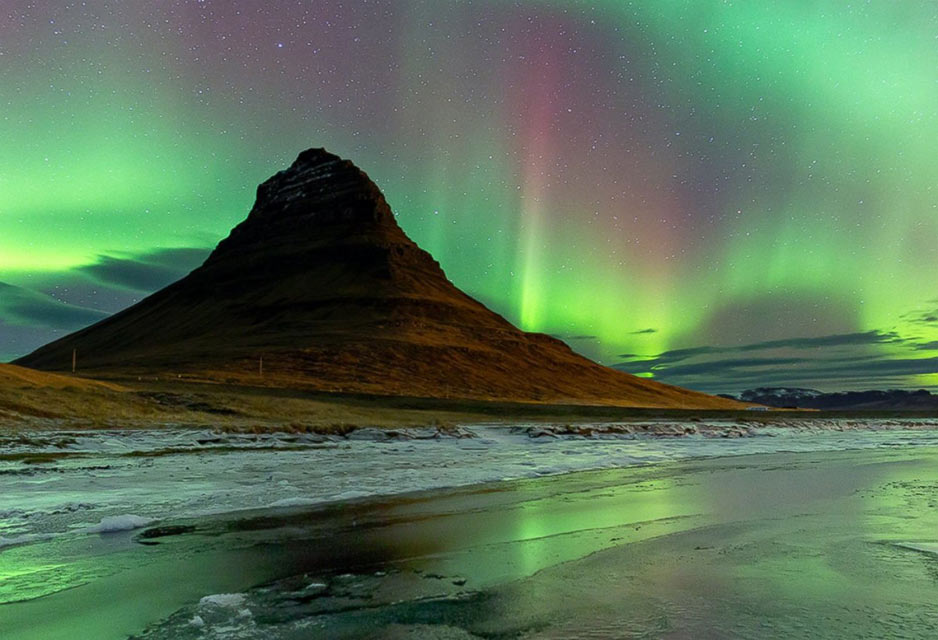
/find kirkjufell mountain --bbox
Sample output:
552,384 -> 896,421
18,149 -> 741,409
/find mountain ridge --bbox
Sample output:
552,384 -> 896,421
725,387 -> 938,411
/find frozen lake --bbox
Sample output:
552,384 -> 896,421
4,422 -> 938,638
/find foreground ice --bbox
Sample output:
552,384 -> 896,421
2,420 -> 938,553
6,422 -> 938,639
123,444 -> 938,640
83,514 -> 154,534
198,593 -> 248,609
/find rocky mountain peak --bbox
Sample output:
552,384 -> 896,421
206,149 -> 407,265
250,147 -> 393,226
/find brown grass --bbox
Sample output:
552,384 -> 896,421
0,363 -> 784,434
0,364 -> 126,391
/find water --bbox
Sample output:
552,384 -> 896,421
4,424 -> 938,638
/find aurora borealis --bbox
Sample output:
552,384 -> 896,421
2,1 -> 937,392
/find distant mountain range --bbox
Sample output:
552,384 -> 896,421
16,148 -> 742,410
720,387 -> 938,411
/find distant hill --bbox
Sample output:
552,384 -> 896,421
722,387 -> 938,411
16,149 -> 743,409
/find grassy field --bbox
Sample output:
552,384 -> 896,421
3,364 -> 934,432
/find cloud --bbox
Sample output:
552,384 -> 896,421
721,356 -> 938,388
900,306 -> 938,326
620,330 -> 903,367
633,356 -> 811,379
619,345 -> 716,364
0,246 -> 211,361
613,330 -> 935,393
78,247 -> 210,292
630,328 -> 657,335
0,281 -> 108,330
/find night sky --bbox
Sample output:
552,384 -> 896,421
2,1 -> 937,393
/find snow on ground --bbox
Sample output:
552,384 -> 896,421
83,514 -> 154,534
2,420 -> 938,550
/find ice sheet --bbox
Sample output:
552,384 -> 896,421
2,420 -> 938,552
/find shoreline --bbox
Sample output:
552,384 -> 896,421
3,411 -> 938,437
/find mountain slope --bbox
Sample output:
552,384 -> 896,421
17,149 -> 742,409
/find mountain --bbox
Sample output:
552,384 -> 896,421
731,387 -> 938,411
17,149 -> 742,409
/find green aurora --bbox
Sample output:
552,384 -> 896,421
1,0 -> 937,391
